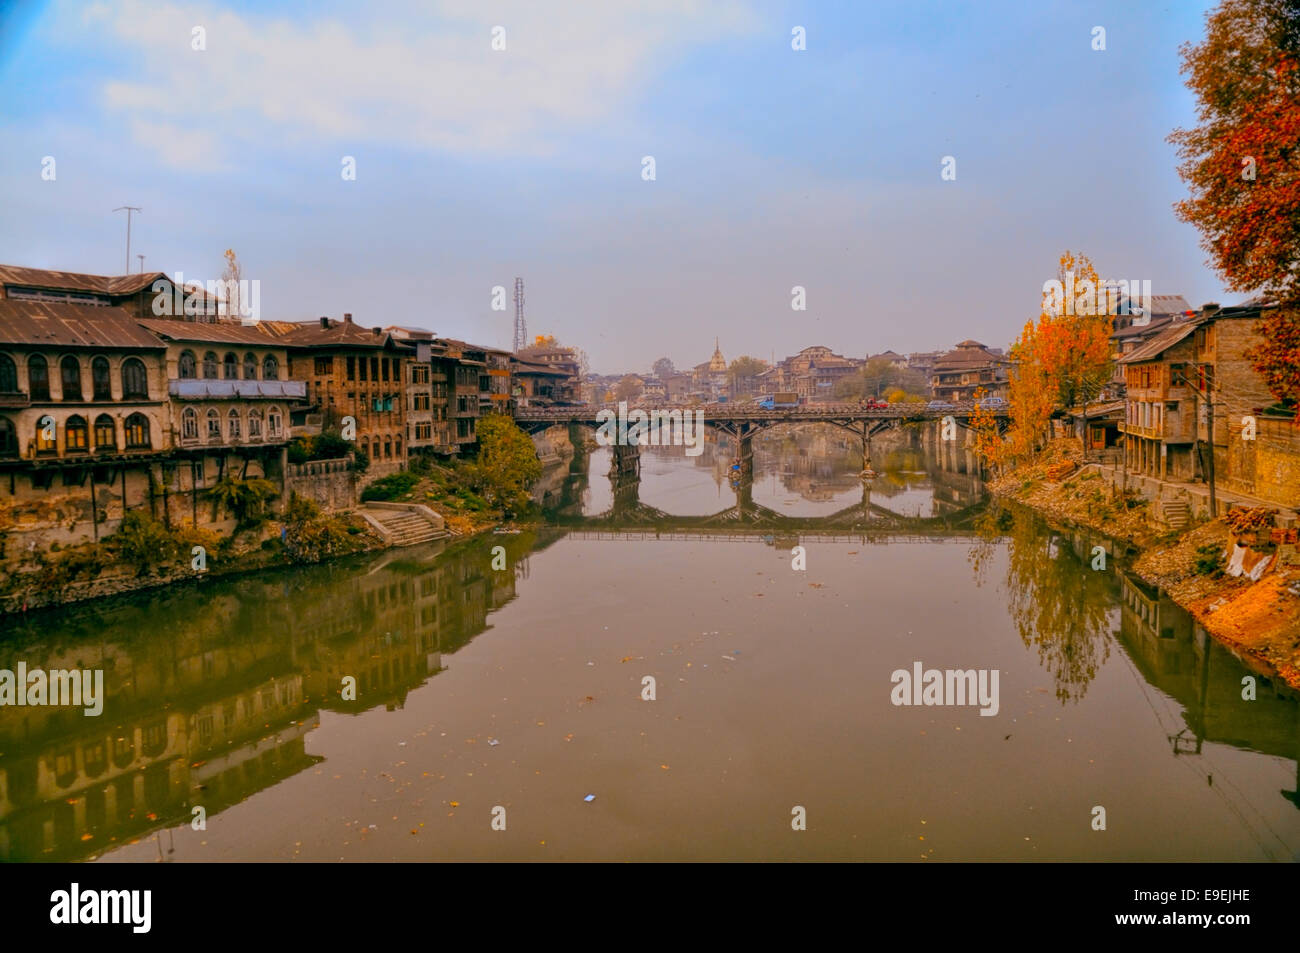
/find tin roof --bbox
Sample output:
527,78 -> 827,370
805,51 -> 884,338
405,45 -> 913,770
168,380 -> 306,400
0,264 -> 166,297
1118,320 -> 1200,364
0,300 -> 165,349
138,318 -> 278,345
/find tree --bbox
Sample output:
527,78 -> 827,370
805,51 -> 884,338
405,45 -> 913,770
474,414 -> 542,515
1169,0 -> 1300,302
652,357 -> 676,379
613,375 -> 643,402
984,252 -> 1114,465
1169,0 -> 1300,415
727,356 -> 767,396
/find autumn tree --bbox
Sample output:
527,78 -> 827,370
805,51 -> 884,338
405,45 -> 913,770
727,356 -> 767,396
1170,0 -> 1300,412
613,375 -> 643,402
982,253 -> 1115,464
474,414 -> 542,515
651,357 -> 676,379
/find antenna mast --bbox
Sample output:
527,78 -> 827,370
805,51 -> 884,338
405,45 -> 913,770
513,277 -> 527,352
112,206 -> 142,274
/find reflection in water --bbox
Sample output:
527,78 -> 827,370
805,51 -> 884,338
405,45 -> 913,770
1,431 -> 1295,861
970,505 -> 1116,704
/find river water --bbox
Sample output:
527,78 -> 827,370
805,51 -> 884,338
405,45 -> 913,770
2,429 -> 1297,862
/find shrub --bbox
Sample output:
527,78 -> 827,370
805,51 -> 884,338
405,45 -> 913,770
361,471 -> 419,502
110,511 -> 179,575
1193,543 -> 1224,577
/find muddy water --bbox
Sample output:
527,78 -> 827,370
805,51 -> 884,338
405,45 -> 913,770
1,434 -> 1296,861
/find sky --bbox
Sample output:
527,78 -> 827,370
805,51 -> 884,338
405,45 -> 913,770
0,0 -> 1232,374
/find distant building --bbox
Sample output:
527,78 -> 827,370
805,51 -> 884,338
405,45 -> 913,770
760,346 -> 861,402
930,340 -> 1009,401
868,350 -> 909,371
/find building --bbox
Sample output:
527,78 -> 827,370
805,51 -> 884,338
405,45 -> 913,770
512,358 -> 571,408
480,345 -> 514,415
868,350 -> 909,371
930,340 -> 1010,401
690,339 -> 729,400
136,320 -> 302,515
0,264 -> 218,323
0,299 -> 169,543
1118,321 -> 1201,480
1108,295 -> 1193,398
1193,302 -> 1300,508
272,315 -> 411,477
514,340 -> 581,404
758,346 -> 861,402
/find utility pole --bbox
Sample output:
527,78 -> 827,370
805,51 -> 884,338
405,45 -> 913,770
137,253 -> 145,274
113,206 -> 142,274
1204,367 -> 1217,517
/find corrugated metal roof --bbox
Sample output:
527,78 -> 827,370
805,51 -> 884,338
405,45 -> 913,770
139,318 -> 278,345
277,318 -> 397,349
0,300 -> 165,348
168,380 -> 306,399
1118,320 -> 1200,364
0,264 -> 167,297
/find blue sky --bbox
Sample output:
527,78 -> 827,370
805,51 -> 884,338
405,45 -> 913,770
0,0 -> 1229,372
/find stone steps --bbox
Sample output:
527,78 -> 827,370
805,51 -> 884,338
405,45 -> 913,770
363,507 -> 447,546
1163,499 -> 1191,531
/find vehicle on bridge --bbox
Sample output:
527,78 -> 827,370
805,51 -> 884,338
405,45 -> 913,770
927,399 -> 957,410
859,397 -> 889,410
756,392 -> 800,410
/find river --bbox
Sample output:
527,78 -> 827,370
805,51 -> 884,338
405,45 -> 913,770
2,428 -> 1297,861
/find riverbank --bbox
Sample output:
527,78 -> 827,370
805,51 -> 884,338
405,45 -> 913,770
988,440 -> 1300,689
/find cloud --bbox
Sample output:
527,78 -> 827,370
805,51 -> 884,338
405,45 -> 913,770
77,0 -> 759,162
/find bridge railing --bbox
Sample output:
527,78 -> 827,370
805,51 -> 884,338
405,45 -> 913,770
514,401 -> 997,419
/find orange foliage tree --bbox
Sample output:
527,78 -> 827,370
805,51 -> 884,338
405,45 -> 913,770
977,253 -> 1114,467
1169,0 -> 1300,412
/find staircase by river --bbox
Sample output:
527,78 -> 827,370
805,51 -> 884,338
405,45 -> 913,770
361,505 -> 447,546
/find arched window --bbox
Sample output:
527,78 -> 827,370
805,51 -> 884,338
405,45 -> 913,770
60,356 -> 82,401
243,353 -> 258,380
94,414 -> 115,449
92,356 -> 112,400
65,414 -> 88,452
223,352 -> 239,379
262,355 -> 279,381
228,407 -> 242,439
203,352 -> 219,379
206,408 -> 221,441
248,408 -> 263,437
28,355 -> 50,401
0,354 -> 17,394
395,434 -> 402,457
0,416 -> 17,458
182,407 -> 198,440
267,406 -> 283,437
121,358 -> 148,400
124,413 -> 150,449
35,417 -> 56,453
179,350 -> 197,379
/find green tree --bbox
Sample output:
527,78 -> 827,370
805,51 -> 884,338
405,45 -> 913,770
651,357 -> 676,379
727,356 -> 768,396
210,476 -> 278,526
475,414 -> 542,515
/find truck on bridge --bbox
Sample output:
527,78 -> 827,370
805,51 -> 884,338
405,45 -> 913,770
756,392 -> 800,410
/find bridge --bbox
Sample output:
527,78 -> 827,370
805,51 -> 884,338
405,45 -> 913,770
515,400 -> 1008,479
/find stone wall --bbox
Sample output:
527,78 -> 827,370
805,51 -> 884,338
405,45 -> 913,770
285,457 -> 356,512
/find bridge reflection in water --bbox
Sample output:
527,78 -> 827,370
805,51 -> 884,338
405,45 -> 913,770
2,433 -> 1294,862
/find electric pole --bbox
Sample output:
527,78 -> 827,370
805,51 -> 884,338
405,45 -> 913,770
137,254 -> 145,274
113,206 -> 142,274
1204,367 -> 1217,517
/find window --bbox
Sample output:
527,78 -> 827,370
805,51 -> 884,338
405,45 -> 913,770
262,355 -> 279,380
36,418 -> 57,452
0,354 -> 16,393
203,352 -> 219,379
315,356 -> 333,375
347,356 -> 356,380
182,407 -> 198,440
91,356 -> 112,400
370,357 -> 379,381
228,408 -> 242,439
248,408 -> 263,437
359,357 -> 368,382
395,435 -> 402,457
244,353 -> 258,380
179,350 -> 197,379
124,413 -> 150,449
0,416 -> 17,457
94,414 -> 115,449
224,352 -> 239,379
267,407 -> 282,437
122,358 -> 148,399
381,358 -> 390,382
411,364 -> 428,384
207,408 -> 222,441
65,415 -> 88,451
384,439 -> 392,459
60,356 -> 83,401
